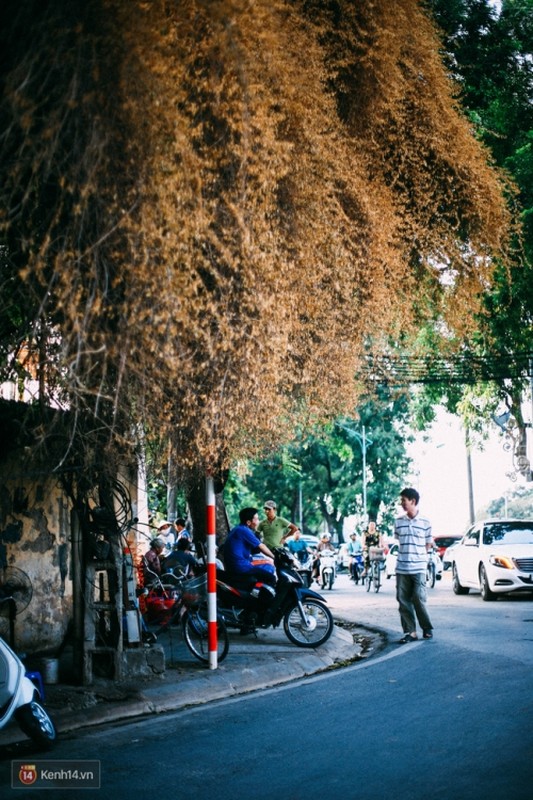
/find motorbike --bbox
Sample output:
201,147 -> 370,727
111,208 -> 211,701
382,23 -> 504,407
318,548 -> 337,590
426,548 -> 443,588
0,636 -> 57,748
216,548 -> 334,648
289,549 -> 314,588
350,552 -> 365,585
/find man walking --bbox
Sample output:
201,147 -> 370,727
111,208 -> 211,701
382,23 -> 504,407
394,487 -> 434,643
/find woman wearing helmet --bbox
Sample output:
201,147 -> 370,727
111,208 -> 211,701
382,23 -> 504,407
312,532 -> 335,583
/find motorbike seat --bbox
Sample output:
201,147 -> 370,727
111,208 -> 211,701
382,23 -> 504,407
216,568 -> 257,592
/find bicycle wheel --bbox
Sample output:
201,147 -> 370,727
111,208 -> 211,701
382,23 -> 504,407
366,569 -> 372,592
426,562 -> 436,589
373,561 -> 381,593
182,607 -> 229,664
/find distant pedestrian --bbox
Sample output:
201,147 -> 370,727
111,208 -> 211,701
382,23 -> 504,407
394,487 -> 434,643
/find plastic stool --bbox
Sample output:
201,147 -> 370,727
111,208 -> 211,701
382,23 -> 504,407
25,670 -> 45,701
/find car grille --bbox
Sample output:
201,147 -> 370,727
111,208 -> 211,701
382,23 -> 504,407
514,557 -> 533,572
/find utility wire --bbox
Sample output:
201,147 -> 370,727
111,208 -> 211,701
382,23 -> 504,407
363,351 -> 533,386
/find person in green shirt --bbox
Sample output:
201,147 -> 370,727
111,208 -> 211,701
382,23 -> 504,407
257,500 -> 299,550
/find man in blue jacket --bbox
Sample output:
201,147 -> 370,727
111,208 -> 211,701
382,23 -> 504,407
223,507 -> 277,585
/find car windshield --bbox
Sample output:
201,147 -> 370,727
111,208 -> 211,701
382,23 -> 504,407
483,522 -> 533,546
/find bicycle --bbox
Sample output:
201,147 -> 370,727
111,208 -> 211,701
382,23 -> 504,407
365,547 -> 385,593
139,565 -> 229,664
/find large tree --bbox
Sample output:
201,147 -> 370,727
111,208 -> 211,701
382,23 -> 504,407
426,0 -> 533,476
0,0 -> 511,499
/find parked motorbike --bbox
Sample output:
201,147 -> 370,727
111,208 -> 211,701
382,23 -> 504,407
0,636 -> 57,748
216,548 -> 334,648
318,548 -> 337,590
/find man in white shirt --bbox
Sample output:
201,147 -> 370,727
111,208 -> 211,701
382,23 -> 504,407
394,487 -> 434,643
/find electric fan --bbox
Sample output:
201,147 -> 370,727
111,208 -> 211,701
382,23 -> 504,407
0,566 -> 33,647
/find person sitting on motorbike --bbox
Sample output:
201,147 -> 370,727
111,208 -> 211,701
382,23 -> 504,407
362,521 -> 385,576
347,532 -> 363,580
285,530 -> 309,562
312,533 -> 335,583
163,536 -> 199,577
222,507 -> 277,586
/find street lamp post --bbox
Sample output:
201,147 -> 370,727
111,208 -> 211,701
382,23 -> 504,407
361,426 -> 368,520
337,423 -> 372,521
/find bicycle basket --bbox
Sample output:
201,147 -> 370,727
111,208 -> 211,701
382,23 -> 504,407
181,574 -> 207,607
369,546 -> 385,561
144,594 -> 176,623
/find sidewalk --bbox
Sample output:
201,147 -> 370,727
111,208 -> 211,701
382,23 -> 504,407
0,621 -> 385,746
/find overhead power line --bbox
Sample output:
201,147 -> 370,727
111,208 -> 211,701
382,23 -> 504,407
363,351 -> 533,386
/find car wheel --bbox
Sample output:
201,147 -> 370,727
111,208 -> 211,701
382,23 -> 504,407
452,563 -> 469,595
479,564 -> 496,601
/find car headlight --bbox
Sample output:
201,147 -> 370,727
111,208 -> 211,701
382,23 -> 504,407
488,555 -> 514,570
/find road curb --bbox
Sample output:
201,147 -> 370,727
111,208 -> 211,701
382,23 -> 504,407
0,622 -> 382,745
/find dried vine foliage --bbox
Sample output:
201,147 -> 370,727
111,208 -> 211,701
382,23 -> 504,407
0,0 -> 511,476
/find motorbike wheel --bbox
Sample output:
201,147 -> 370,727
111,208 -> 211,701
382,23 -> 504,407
182,608 -> 229,664
426,562 -> 436,589
283,599 -> 333,648
15,700 -> 57,749
328,572 -> 334,590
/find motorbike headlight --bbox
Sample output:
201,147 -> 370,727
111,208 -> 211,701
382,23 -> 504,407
488,555 -> 514,570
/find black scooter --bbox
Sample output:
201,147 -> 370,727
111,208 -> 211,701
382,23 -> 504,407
216,548 -> 334,648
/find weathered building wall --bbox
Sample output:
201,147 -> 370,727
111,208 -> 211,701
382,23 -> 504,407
0,453 -> 73,654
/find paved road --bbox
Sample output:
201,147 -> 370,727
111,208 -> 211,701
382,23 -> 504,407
1,570 -> 531,799
327,568 -> 533,665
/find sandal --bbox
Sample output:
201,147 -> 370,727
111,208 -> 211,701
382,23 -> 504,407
398,633 -> 418,644
423,631 -> 433,640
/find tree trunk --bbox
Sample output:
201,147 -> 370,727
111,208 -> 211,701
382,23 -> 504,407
185,474 -> 231,559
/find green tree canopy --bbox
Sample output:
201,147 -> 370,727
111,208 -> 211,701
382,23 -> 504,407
224,386 -> 412,539
426,0 -> 533,476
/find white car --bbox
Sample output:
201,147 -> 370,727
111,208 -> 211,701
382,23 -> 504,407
336,543 -> 352,570
442,541 -> 461,571
451,519 -> 533,601
385,542 -> 442,586
385,543 -> 399,579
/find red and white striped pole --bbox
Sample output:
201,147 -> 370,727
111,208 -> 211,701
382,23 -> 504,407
205,473 -> 218,669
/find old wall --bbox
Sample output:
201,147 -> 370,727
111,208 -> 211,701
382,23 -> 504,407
0,453 -> 73,654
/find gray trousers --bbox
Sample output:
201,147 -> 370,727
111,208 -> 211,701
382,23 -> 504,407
396,572 -> 433,634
